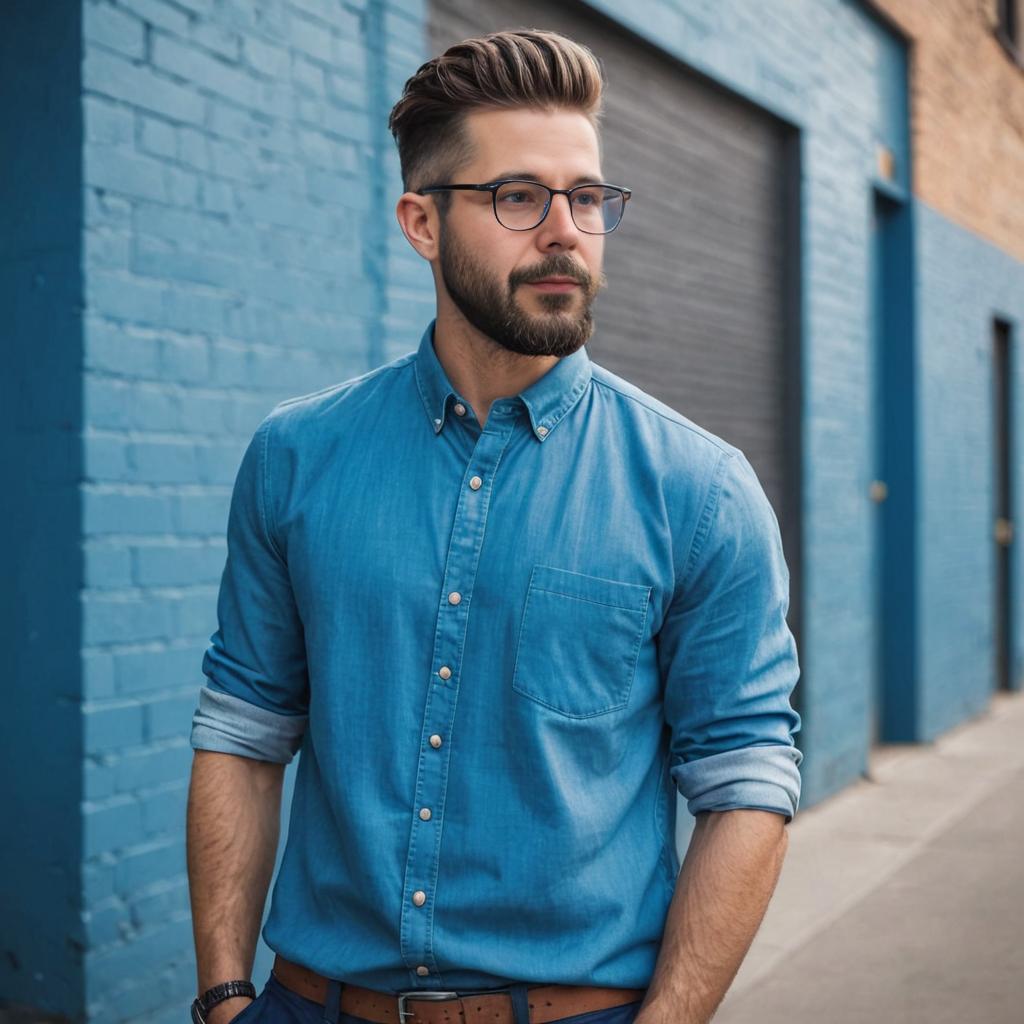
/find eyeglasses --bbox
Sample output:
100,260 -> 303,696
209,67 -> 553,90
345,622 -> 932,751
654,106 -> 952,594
415,179 -> 632,234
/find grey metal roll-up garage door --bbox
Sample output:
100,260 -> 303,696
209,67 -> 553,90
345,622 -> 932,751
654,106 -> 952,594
428,0 -> 803,633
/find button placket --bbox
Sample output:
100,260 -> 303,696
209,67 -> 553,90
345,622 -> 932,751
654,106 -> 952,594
398,409 -> 517,982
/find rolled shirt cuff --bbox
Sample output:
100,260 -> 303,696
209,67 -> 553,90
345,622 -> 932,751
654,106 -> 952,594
671,744 -> 803,823
190,686 -> 307,764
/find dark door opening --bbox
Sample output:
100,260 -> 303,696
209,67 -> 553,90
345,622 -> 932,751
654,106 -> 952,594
993,317 -> 1014,692
870,188 -> 917,743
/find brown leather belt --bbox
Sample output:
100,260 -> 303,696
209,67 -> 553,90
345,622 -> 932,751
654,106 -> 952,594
272,954 -> 646,1024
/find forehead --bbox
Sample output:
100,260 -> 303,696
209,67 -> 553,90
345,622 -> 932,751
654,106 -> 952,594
461,107 -> 602,183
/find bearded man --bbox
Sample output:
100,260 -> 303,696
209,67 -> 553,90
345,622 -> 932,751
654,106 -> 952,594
186,27 -> 803,1024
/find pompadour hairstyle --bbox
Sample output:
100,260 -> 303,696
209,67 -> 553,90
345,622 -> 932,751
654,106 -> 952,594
387,28 -> 605,216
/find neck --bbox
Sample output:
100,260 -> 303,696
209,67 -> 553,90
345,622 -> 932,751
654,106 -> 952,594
432,305 -> 559,426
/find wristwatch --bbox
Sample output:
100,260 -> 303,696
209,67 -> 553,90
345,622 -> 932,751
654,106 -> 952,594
190,980 -> 257,1024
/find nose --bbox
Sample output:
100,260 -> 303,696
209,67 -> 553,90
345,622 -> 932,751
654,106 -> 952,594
536,192 -> 580,248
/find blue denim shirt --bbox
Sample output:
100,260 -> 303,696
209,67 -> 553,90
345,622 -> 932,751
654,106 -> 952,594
190,318 -> 802,993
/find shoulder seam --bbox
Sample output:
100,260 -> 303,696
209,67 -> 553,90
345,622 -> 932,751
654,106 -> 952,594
680,449 -> 735,591
590,374 -> 735,455
257,414 -> 287,565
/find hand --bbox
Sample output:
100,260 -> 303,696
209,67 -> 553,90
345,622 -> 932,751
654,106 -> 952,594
206,995 -> 254,1024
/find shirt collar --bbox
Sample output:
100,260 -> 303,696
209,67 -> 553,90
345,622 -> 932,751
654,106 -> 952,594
413,318 -> 593,443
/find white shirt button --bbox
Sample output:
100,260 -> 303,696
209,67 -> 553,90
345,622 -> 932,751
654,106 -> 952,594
429,735 -> 442,748
454,402 -> 467,416
433,418 -> 441,428
412,890 -> 426,906
416,966 -> 430,977
419,807 -> 432,821
438,665 -> 452,680
469,476 -> 482,490
448,591 -> 461,605
537,425 -> 549,437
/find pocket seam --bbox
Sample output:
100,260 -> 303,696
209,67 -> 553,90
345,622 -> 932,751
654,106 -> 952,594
529,584 -> 643,612
530,563 -> 651,611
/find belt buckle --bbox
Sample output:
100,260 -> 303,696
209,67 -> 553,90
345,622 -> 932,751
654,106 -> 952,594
396,989 -> 460,1024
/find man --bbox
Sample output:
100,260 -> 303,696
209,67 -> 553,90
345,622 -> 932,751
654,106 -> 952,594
186,27 -> 803,1024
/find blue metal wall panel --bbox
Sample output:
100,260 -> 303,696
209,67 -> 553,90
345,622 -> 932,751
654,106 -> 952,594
0,2 -> 85,1016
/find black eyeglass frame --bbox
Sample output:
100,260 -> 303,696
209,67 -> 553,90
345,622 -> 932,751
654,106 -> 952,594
414,179 -> 633,234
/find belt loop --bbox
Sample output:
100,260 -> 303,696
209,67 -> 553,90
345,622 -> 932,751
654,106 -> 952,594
322,978 -> 343,1023
508,982 -> 531,1024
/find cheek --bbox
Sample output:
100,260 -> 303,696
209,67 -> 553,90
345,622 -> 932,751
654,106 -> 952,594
584,238 -> 605,276
500,244 -> 538,286
463,222 -> 517,273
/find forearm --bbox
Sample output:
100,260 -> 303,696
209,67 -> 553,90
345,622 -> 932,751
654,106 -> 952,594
635,808 -> 789,1024
186,749 -> 284,1016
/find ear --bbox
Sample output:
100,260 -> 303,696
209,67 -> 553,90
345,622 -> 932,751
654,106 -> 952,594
395,192 -> 441,262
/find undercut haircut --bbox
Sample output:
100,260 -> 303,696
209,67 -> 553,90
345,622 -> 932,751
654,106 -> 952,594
387,28 -> 606,217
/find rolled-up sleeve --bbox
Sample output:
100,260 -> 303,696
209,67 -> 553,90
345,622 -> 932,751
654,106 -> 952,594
658,448 -> 803,822
190,412 -> 309,763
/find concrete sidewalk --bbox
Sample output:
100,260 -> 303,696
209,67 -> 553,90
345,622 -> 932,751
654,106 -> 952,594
712,689 -> 1024,1024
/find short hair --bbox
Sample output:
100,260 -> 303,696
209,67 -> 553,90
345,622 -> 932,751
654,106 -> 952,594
387,28 -> 605,217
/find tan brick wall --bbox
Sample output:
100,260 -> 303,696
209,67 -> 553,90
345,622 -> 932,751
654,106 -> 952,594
869,0 -> 1024,261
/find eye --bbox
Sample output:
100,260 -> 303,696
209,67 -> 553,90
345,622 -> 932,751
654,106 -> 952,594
495,182 -> 546,206
572,188 -> 604,207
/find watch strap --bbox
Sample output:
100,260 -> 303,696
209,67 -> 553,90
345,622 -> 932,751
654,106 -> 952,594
196,979 -> 257,1015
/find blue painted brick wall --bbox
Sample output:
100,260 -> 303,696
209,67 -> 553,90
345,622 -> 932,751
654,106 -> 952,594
913,201 -> 1024,737
78,0 -> 428,1019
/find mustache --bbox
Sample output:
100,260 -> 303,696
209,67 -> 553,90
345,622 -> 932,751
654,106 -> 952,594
510,262 -> 591,288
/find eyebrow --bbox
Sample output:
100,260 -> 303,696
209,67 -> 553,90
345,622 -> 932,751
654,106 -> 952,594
490,170 -> 605,186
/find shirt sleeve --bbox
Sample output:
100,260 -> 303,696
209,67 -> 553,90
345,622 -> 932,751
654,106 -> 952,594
190,412 -> 309,763
657,448 -> 803,823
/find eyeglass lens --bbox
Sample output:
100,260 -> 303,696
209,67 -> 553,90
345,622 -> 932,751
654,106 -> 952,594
493,181 -> 624,233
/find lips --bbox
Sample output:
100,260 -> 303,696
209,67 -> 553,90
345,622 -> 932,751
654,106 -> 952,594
530,277 -> 579,285
527,279 -> 580,293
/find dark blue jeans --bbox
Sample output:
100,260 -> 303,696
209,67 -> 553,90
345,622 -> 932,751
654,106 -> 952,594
229,972 -> 644,1024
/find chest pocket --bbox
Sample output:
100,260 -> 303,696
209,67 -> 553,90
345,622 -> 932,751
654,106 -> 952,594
512,564 -> 653,718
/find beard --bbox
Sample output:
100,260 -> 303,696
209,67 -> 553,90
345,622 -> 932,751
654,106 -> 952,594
437,221 -> 607,358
